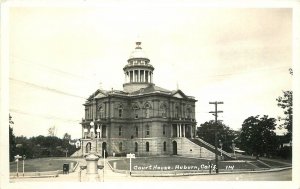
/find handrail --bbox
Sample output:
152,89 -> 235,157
192,138 -> 233,158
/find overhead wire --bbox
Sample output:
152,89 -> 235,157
8,55 -> 291,126
9,108 -> 82,123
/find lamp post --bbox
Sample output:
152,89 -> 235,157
14,155 -> 22,177
65,148 -> 68,157
219,140 -> 223,159
96,125 -> 101,154
232,140 -> 236,157
22,155 -> 26,177
97,126 -> 101,139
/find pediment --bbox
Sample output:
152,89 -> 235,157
173,93 -> 184,98
172,90 -> 187,99
95,92 -> 107,99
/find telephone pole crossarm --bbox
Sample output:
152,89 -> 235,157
209,111 -> 223,113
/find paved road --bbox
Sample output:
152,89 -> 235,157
10,158 -> 292,182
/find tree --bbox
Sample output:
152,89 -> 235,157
63,133 -> 71,141
9,114 -> 16,162
239,115 -> 278,158
276,68 -> 293,141
48,126 -> 56,137
276,90 -> 292,140
197,120 -> 239,152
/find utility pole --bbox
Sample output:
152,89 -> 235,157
209,101 -> 223,174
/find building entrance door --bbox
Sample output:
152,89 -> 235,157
172,141 -> 177,155
102,142 -> 107,157
86,142 -> 91,153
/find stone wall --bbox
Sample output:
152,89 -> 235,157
173,138 -> 215,159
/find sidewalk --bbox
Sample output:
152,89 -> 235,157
10,157 -> 292,182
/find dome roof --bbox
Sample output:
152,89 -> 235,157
128,42 -> 149,60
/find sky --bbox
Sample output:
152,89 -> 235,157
7,4 -> 292,139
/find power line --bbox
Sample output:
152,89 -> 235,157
10,55 -> 96,81
10,77 -> 87,100
10,108 -> 81,123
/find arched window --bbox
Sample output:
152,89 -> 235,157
145,108 -> 149,118
186,107 -> 191,119
146,142 -> 149,152
132,104 -> 139,119
135,142 -> 138,152
98,106 -> 104,119
118,104 -> 123,118
86,142 -> 91,153
119,142 -> 122,151
163,141 -> 167,152
144,103 -> 151,118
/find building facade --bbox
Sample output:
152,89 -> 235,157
80,42 -> 198,157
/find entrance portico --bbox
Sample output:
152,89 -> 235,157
172,124 -> 195,138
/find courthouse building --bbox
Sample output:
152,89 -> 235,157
79,42 -> 215,158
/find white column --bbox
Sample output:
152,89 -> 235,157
149,72 -> 152,83
126,72 -> 129,83
177,124 -> 179,137
171,125 -> 173,137
179,124 -> 181,138
138,69 -> 140,82
190,125 -> 193,138
143,70 -> 145,82
183,125 -> 186,137
100,125 -> 102,138
106,126 -> 108,138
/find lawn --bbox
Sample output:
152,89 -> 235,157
10,158 -> 77,172
108,157 -> 258,172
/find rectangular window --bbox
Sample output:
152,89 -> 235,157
135,142 -> 138,152
119,142 -> 122,151
119,126 -> 122,136
146,142 -> 149,152
119,109 -> 122,118
135,126 -> 138,137
146,125 -> 150,136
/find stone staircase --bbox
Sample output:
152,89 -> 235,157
71,148 -> 83,157
188,138 -> 235,160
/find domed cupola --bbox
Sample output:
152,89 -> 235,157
123,42 -> 155,93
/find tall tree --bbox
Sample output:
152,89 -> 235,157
240,115 -> 278,158
63,133 -> 71,141
276,90 -> 292,140
9,114 -> 16,162
197,120 -> 239,152
48,126 -> 56,137
276,68 -> 292,141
